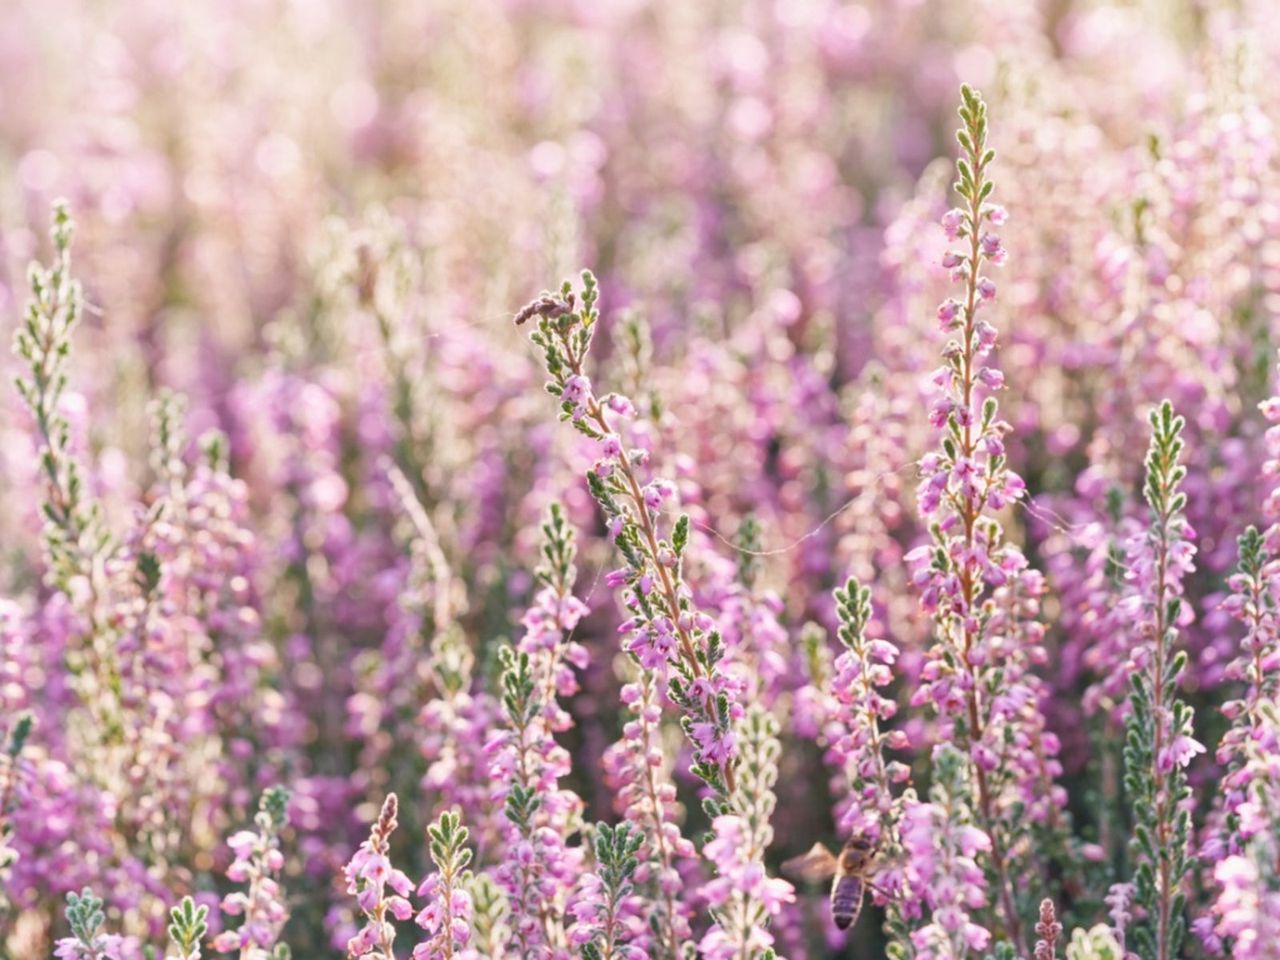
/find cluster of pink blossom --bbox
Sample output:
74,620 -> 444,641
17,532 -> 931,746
598,671 -> 696,956
211,789 -> 291,958
412,811 -> 474,960
343,794 -> 416,959
899,747 -> 992,960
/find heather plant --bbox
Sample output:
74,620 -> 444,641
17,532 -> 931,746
344,794 -> 415,959
1121,403 -> 1199,960
212,788 -> 292,960
413,811 -> 473,960
566,821 -> 644,960
0,711 -> 33,904
517,272 -> 744,804
699,706 -> 793,960
54,889 -> 138,960
167,898 -> 210,960
13,201 -> 99,596
906,84 -> 1065,956
5,3 -> 1280,959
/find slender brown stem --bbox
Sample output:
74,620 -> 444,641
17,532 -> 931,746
556,328 -> 738,795
1151,527 -> 1171,960
953,154 -> 1026,956
634,673 -> 683,960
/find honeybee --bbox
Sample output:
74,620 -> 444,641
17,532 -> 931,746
782,836 -> 878,931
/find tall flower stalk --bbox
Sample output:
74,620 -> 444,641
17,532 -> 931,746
908,85 -> 1051,954
824,576 -> 916,955
1215,525 -> 1280,853
484,502 -> 590,956
567,822 -> 645,960
1122,401 -> 1200,960
518,502 -> 589,733
413,811 -> 474,960
13,202 -> 122,741
516,273 -> 742,803
344,794 -> 415,959
488,644 -> 583,957
699,706 -> 794,960
599,667 -> 693,959
829,577 -> 910,846
212,788 -> 292,960
1199,528 -> 1280,955
13,201 -> 101,591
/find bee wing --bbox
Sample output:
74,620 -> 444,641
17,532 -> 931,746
781,843 -> 839,884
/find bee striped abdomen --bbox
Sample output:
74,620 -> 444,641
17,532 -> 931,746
830,874 -> 865,930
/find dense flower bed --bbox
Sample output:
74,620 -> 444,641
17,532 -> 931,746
2,2 -> 1280,959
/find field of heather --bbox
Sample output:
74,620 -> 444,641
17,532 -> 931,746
1,1 -> 1279,958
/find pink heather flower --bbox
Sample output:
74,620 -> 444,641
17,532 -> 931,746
640,479 -> 675,513
561,374 -> 591,407
604,516 -> 624,543
606,394 -> 635,417
1204,855 -> 1280,960
700,709 -> 794,957
977,367 -> 1005,390
937,299 -> 962,329
642,484 -> 665,511
344,795 -> 412,959
214,789 -> 291,958
941,208 -> 966,240
980,232 -> 1003,258
54,935 -> 141,960
1158,734 -> 1205,772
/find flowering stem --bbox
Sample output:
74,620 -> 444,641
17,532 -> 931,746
1033,899 -> 1061,960
1123,401 -> 1197,960
213,787 -> 291,959
344,794 -> 415,959
631,671 -> 682,960
927,84 -> 1026,955
14,202 -> 92,576
14,202 -> 123,743
955,177 -> 1025,960
416,811 -> 474,960
550,325 -> 706,682
517,275 -> 740,800
700,706 -> 792,960
829,577 -> 909,851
